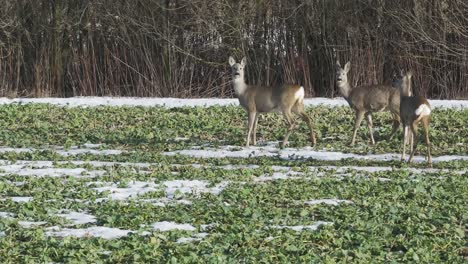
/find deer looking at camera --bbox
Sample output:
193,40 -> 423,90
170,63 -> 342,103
335,61 -> 401,145
395,71 -> 432,167
228,56 -> 316,147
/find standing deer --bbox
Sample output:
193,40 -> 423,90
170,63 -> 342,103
228,56 -> 316,147
396,71 -> 432,167
335,61 -> 401,145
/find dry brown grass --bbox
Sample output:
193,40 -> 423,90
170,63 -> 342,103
0,0 -> 466,99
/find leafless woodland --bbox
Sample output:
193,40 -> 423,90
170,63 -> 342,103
0,0 -> 467,98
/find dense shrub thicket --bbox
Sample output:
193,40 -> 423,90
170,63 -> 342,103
0,0 -> 467,98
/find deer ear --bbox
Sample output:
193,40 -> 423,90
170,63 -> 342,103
240,57 -> 247,67
335,60 -> 342,70
407,70 -> 413,79
344,62 -> 351,73
228,56 -> 236,66
399,69 -> 405,77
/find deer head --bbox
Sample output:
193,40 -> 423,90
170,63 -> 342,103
335,60 -> 351,97
229,56 -> 246,82
335,61 -> 350,86
396,70 -> 413,97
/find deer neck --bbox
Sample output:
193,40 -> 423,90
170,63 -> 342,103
338,82 -> 352,100
400,78 -> 412,97
232,77 -> 248,96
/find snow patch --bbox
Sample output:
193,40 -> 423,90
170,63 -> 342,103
176,233 -> 208,244
304,199 -> 353,206
0,97 -> 466,109
0,212 -> 15,218
2,197 -> 33,203
45,226 -> 131,239
254,171 -> 302,182
57,211 -> 97,225
183,163 -> 465,175
0,146 -> 122,157
163,180 -> 229,198
171,137 -> 190,142
82,143 -> 103,149
93,181 -> 158,201
150,221 -> 196,232
270,221 -> 333,231
164,145 -> 468,163
18,221 -> 47,228
93,179 -> 229,202
0,166 -> 105,178
139,198 -> 193,207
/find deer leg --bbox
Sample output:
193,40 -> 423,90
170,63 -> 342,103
246,111 -> 256,147
251,114 -> 259,146
300,112 -> 316,146
404,127 -> 411,145
409,129 -> 414,154
423,117 -> 432,167
401,125 -> 407,161
408,122 -> 419,163
295,103 -> 317,147
351,111 -> 365,145
365,112 -> 375,145
281,110 -> 296,148
388,113 -> 400,140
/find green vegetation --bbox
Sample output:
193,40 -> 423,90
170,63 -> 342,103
0,104 -> 466,154
0,104 -> 466,263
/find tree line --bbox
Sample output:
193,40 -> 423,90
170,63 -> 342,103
0,0 -> 467,98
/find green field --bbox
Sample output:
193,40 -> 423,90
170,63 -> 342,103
0,104 -> 467,263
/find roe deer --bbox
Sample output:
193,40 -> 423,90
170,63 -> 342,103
396,71 -> 432,167
335,61 -> 400,145
228,56 -> 316,147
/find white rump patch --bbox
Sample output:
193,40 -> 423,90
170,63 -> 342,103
415,104 -> 431,116
295,87 -> 305,100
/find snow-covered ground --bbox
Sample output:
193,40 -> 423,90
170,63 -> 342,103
0,97 -> 465,242
0,97 -> 467,109
1,147 -> 465,240
270,221 -> 333,232
0,145 -> 122,157
164,145 -> 468,163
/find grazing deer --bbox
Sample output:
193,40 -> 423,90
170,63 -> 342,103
396,71 -> 432,167
335,61 -> 401,145
228,56 -> 316,147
